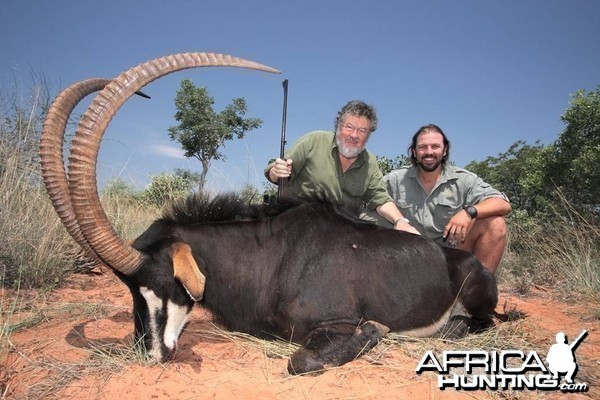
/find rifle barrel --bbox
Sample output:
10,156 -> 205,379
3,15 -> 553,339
278,79 -> 289,198
569,329 -> 588,350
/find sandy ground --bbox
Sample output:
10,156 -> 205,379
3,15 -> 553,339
2,270 -> 598,400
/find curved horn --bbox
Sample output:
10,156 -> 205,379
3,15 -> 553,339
68,52 -> 280,275
40,79 -> 150,266
40,78 -> 112,266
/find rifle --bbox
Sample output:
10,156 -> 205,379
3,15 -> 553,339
278,79 -> 289,199
569,329 -> 588,351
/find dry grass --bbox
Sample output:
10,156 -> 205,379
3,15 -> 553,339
3,297 -> 598,399
187,314 -> 543,373
0,158 -> 79,290
191,323 -> 300,360
1,298 -> 153,399
100,194 -> 161,242
499,206 -> 600,301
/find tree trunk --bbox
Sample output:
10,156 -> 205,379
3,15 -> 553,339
199,160 -> 209,193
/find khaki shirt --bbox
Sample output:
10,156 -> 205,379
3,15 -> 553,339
265,130 -> 392,212
385,165 -> 509,244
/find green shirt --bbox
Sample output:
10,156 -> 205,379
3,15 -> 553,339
384,165 -> 509,244
265,130 -> 392,212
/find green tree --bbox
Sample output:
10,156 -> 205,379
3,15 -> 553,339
544,86 -> 600,215
376,155 -> 409,175
173,168 -> 201,185
239,184 -> 263,205
102,177 -> 139,202
465,85 -> 600,218
168,80 -> 262,192
466,141 -> 550,215
261,181 -> 277,203
142,172 -> 196,207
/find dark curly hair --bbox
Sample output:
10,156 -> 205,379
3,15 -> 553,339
408,124 -> 450,166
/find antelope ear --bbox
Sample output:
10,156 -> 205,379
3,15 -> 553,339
171,242 -> 205,301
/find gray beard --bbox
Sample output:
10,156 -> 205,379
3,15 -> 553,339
336,136 -> 364,159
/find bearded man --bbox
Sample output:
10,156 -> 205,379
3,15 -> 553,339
266,100 -> 419,234
384,124 -> 511,273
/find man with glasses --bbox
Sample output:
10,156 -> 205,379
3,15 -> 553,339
265,100 -> 419,234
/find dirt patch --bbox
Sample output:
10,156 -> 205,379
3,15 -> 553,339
2,271 -> 598,399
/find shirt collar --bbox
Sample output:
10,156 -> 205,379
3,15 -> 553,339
440,165 -> 460,183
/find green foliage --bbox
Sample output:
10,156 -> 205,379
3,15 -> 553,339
141,171 -> 196,207
168,80 -> 262,192
466,85 -> 600,219
262,181 -> 277,198
239,184 -> 263,205
376,155 -> 409,175
102,178 -> 139,201
466,141 -> 554,215
173,168 -> 201,184
544,86 -> 600,215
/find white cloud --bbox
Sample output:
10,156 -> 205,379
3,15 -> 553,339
146,144 -> 186,159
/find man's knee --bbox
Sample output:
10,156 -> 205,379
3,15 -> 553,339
486,215 -> 507,239
474,216 -> 507,241
461,216 -> 507,256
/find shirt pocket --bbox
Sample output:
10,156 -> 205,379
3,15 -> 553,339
432,195 -> 461,231
394,190 -> 417,216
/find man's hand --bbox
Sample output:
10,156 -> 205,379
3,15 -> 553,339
443,210 -> 474,245
269,158 -> 293,181
394,219 -> 421,235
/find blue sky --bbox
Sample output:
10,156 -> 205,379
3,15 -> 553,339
1,0 -> 599,193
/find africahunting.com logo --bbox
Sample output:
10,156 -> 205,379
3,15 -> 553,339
416,330 -> 589,393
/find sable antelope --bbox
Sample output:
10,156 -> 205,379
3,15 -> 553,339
40,52 -> 497,374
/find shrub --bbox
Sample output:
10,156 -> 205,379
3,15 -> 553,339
141,172 -> 196,207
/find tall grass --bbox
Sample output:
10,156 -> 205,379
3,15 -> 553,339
0,81 -> 79,290
1,156 -> 79,289
0,79 -> 161,290
101,192 -> 161,244
499,198 -> 600,301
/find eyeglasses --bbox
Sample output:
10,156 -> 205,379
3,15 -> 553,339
342,123 -> 370,135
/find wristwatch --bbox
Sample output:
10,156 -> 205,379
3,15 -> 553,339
463,205 -> 478,219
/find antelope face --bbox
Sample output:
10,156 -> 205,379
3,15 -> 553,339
124,243 -> 200,362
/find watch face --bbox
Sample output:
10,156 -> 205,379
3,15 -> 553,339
464,206 -> 475,218
467,206 -> 477,218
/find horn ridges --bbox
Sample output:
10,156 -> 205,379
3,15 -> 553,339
40,78 -> 111,267
67,52 -> 280,275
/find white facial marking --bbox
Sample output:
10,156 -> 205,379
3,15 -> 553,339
139,287 -> 190,361
140,287 -> 163,360
164,301 -> 189,350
